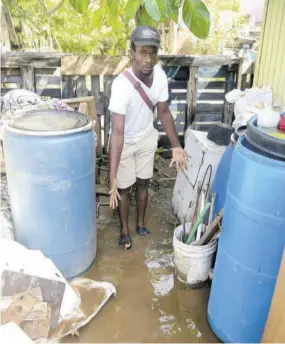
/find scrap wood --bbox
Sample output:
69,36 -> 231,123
21,304 -> 52,340
0,287 -> 43,313
25,302 -> 48,321
1,270 -> 65,330
1,291 -> 38,325
96,184 -> 110,196
195,208 -> 224,246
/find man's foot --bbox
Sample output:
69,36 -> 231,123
136,226 -> 150,236
118,234 -> 132,250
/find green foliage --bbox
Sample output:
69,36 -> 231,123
7,0 -> 212,54
183,0 -> 210,39
123,0 -> 141,22
137,6 -> 159,28
69,0 -> 90,14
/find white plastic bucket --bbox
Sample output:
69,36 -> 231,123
173,223 -> 217,287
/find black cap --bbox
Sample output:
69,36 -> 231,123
130,26 -> 160,48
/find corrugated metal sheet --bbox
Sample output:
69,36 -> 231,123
254,0 -> 285,106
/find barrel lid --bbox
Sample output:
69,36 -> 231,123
245,116 -> 285,159
5,110 -> 93,136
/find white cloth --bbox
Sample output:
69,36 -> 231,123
108,65 -> 169,144
1,89 -> 41,111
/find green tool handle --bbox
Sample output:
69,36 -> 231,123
186,202 -> 211,245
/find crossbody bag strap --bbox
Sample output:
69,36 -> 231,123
123,70 -> 153,111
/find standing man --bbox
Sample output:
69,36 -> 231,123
108,26 -> 190,250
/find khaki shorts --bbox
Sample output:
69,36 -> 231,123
117,129 -> 159,189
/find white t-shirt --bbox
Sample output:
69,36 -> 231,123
108,65 -> 169,144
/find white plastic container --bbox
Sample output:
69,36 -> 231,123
172,129 -> 225,223
173,223 -> 217,287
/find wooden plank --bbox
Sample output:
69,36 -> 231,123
25,302 -> 48,321
61,96 -> 95,104
62,75 -> 74,99
20,64 -> 35,92
157,123 -> 185,132
196,102 -> 224,113
34,68 -> 59,75
1,292 -> 38,325
198,66 -> 226,78
168,80 -> 187,89
75,75 -> 89,97
62,55 -> 130,76
35,88 -> 61,98
196,91 -> 225,101
1,67 -> 21,76
91,76 -> 104,116
0,87 -> 20,95
35,76 -> 61,85
187,66 -> 199,128
1,75 -> 22,83
1,52 -> 241,73
197,80 -> 226,90
225,71 -> 235,94
21,304 -> 52,340
163,66 -> 189,80
192,121 -> 220,132
222,101 -> 235,125
103,75 -> 115,149
1,270 -> 65,330
195,112 -> 223,122
262,249 -> 285,343
160,55 -> 241,67
168,93 -> 187,102
1,53 -> 61,68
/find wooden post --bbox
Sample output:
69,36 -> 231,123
262,249 -> 285,343
20,64 -> 35,92
61,75 -> 74,98
103,75 -> 115,153
222,71 -> 236,124
75,76 -> 88,97
91,75 -> 102,154
223,101 -> 235,125
236,57 -> 244,90
187,66 -> 199,129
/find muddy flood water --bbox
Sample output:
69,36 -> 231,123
63,177 -> 219,343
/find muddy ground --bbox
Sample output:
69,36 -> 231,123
63,155 -> 219,343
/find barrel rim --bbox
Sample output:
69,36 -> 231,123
3,110 -> 94,136
238,136 -> 285,166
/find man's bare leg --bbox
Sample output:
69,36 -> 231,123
136,178 -> 150,235
118,186 -> 132,249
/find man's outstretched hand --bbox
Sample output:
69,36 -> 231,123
170,147 -> 191,172
109,178 -> 121,209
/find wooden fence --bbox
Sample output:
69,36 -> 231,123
1,53 -> 246,151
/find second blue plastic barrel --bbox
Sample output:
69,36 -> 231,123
208,136 -> 285,343
211,142 -> 234,216
3,110 -> 97,280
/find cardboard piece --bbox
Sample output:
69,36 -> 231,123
1,292 -> 38,325
1,270 -> 65,329
262,249 -> 285,343
21,304 -> 52,340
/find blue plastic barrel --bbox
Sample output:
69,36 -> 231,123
3,110 -> 97,280
208,136 -> 285,343
211,142 -> 234,216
